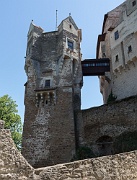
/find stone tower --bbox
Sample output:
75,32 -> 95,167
22,16 -> 82,168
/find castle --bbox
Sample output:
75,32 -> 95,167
22,0 -> 137,168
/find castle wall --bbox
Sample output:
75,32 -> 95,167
112,61 -> 137,100
2,119 -> 137,180
77,96 -> 137,156
22,32 -> 76,167
35,151 -> 137,179
98,0 -> 137,103
99,32 -> 112,103
110,4 -> 137,100
0,120 -> 35,180
22,88 -> 76,168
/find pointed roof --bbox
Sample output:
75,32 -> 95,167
27,21 -> 43,36
59,16 -> 78,30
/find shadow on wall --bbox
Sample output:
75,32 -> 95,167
114,131 -> 137,154
73,131 -> 137,161
96,135 -> 114,156
94,131 -> 137,158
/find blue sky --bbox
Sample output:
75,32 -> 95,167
0,0 -> 124,122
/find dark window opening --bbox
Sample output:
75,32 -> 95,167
102,53 -> 106,58
45,80 -> 50,87
114,31 -> 119,40
128,45 -> 132,53
132,0 -> 136,6
68,40 -> 73,50
82,63 -> 109,67
69,24 -> 72,29
115,55 -> 119,62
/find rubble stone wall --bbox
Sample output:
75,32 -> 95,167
35,151 -> 137,180
77,96 -> 137,156
0,120 -> 35,180
1,119 -> 137,180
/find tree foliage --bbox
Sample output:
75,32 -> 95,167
0,95 -> 22,150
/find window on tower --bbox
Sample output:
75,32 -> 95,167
67,40 -> 74,50
128,45 -> 132,53
115,55 -> 119,62
132,0 -> 136,6
114,31 -> 119,40
45,80 -> 50,88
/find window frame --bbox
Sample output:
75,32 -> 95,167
115,55 -> 119,62
132,0 -> 136,6
114,30 -> 119,40
45,79 -> 50,88
128,45 -> 132,53
67,40 -> 74,50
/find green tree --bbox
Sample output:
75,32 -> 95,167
0,95 -> 22,150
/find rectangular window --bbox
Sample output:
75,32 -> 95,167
132,0 -> 136,6
115,55 -> 119,62
128,45 -> 132,53
68,40 -> 74,50
114,31 -> 119,40
45,80 -> 50,87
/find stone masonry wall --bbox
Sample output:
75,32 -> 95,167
0,120 -> 36,180
76,96 -> 137,156
112,60 -> 137,100
98,0 -> 137,103
110,3 -> 137,101
35,151 -> 137,180
1,119 -> 137,179
22,16 -> 82,168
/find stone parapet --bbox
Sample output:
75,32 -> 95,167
35,151 -> 137,179
1,121 -> 137,179
0,124 -> 36,180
